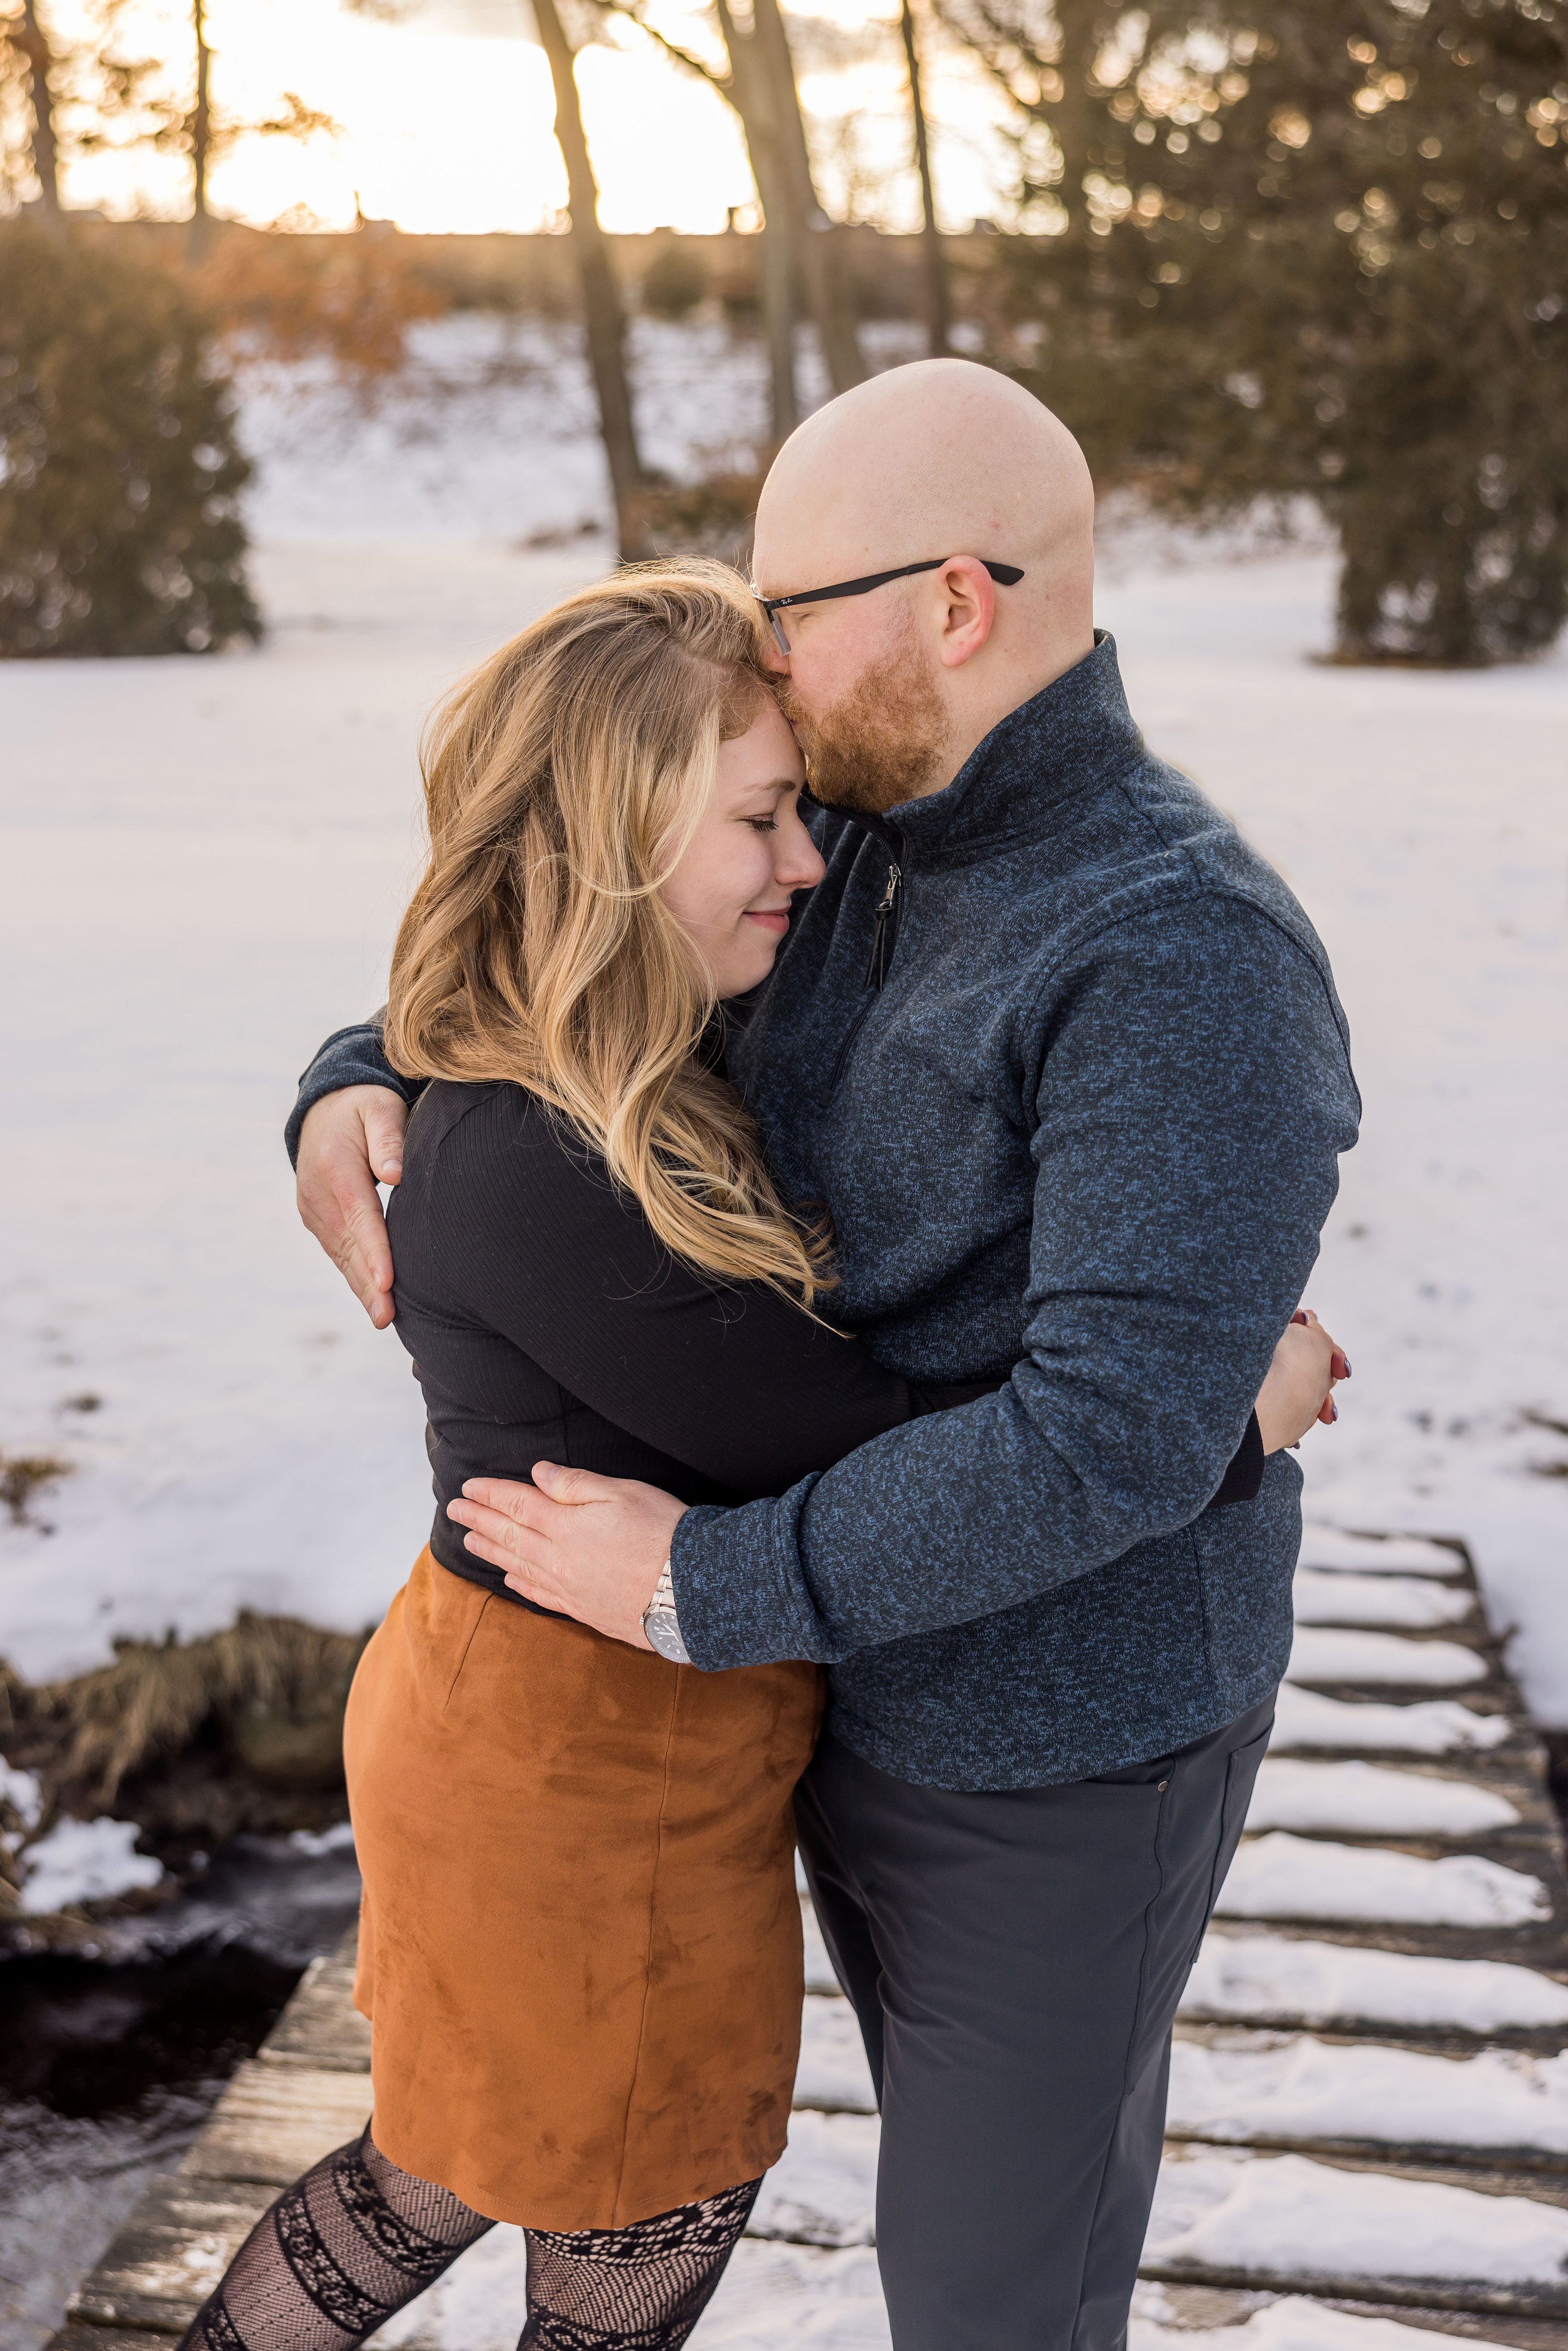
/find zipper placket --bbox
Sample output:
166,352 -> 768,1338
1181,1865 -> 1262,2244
865,859 -> 903,989
830,846 -> 904,1093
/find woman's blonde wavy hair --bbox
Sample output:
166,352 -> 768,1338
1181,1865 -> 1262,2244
385,558 -> 834,1307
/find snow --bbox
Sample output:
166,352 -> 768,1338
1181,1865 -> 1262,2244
1215,1833 -> 1549,1927
289,1820 -> 358,1858
0,535 -> 604,1681
2,318 -> 1565,1713
1245,1759 -> 1520,1837
749,2112 -> 881,2249
1182,1932 -> 1568,2032
17,1816 -> 164,1914
1295,1531 -> 1468,1579
367,2225 -> 529,2349
795,1996 -> 878,2115
1168,2034 -> 1568,2154
0,1757 -> 44,1834
1292,1573 -> 1474,1630
1285,1631 -> 1487,1689
1271,1687 -> 1512,1754
1144,2147 -> 1568,2289
370,2237 -> 896,2351
693,2243 -> 893,2349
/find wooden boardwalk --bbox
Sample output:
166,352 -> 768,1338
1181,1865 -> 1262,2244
48,1529 -> 1568,2350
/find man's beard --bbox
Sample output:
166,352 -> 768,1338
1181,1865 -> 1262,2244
778,632 -> 947,817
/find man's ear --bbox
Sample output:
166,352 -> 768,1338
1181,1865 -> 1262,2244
935,557 -> 997,670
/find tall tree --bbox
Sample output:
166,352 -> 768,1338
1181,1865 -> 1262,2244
900,0 -> 951,355
349,0 -> 651,558
531,0 -> 652,559
712,0 -> 803,439
596,0 -> 868,431
13,0 -> 62,224
749,0 -> 864,393
188,0 -> 212,255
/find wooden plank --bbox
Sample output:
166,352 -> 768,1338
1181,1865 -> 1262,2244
1148,2283 -> 1568,2349
256,1954 -> 371,2074
64,2174 -> 274,2334
180,2058 -> 371,2187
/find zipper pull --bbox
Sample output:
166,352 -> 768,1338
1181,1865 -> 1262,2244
866,861 -> 902,990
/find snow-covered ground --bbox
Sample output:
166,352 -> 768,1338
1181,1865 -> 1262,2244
1,316 -> 1564,1723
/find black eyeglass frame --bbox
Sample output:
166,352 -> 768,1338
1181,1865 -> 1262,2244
755,556 -> 1024,656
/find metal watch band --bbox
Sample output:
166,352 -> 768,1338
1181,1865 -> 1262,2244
642,1557 -> 691,1665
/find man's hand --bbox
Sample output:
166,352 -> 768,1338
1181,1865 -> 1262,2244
1254,1308 -> 1348,1454
296,1086 -> 409,1330
447,1462 -> 688,1651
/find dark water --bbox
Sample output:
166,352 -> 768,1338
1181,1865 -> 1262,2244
0,1835 -> 361,2351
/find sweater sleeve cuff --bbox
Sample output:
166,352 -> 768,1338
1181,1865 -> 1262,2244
1210,1411 -> 1266,1508
670,1486 -> 833,1669
283,1018 -> 422,1169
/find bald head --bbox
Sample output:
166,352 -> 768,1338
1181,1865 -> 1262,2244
756,359 -> 1092,608
753,361 -> 1097,811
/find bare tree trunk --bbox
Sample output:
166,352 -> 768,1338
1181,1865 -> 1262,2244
18,0 -> 62,226
757,167 -> 800,442
188,0 -> 212,258
530,0 -> 651,561
900,0 -> 950,357
748,0 -> 864,394
714,0 -> 798,444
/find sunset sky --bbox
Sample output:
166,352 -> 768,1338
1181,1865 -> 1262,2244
43,0 -> 1014,237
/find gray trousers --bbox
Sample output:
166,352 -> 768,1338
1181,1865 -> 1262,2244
793,1697 -> 1275,2351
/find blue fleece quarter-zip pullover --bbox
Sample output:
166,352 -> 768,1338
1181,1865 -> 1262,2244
288,635 -> 1359,1793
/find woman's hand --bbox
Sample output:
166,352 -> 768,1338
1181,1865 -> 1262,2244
1254,1309 -> 1348,1454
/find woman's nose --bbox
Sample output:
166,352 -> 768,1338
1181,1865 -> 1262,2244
778,831 -> 827,891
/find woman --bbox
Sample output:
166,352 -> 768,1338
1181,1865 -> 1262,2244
182,564 -> 1341,2351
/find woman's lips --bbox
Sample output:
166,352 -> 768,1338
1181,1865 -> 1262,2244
743,908 -> 791,935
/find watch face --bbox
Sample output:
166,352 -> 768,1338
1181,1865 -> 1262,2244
645,1611 -> 689,1664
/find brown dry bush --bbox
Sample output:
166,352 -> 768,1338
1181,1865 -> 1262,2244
192,232 -> 448,400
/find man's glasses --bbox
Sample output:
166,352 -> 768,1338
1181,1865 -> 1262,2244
755,557 -> 1025,657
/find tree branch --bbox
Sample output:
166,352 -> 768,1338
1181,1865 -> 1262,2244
582,0 -> 736,106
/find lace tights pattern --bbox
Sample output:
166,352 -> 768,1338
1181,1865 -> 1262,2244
178,2127 -> 759,2351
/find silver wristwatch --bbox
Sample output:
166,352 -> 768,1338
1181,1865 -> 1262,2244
642,1557 -> 691,1664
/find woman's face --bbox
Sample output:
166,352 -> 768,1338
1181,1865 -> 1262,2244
660,697 -> 826,999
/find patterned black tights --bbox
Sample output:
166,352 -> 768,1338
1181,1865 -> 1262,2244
178,2127 -> 759,2351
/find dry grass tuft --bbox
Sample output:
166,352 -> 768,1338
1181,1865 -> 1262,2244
0,1452 -> 72,1526
27,1613 -> 368,1808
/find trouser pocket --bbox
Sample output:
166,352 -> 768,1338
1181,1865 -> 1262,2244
1191,1721 -> 1273,1962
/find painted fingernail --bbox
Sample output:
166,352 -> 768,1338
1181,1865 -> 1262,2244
1343,1358 -> 1353,1377
1330,1400 -> 1339,1422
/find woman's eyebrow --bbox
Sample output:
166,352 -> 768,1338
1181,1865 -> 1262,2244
732,776 -> 803,799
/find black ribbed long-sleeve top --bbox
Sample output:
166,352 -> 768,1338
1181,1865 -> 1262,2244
388,1079 -> 1008,1607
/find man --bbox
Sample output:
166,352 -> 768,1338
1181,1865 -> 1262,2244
292,361 -> 1358,2349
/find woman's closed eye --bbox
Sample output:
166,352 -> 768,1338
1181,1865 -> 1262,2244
745,816 -> 780,834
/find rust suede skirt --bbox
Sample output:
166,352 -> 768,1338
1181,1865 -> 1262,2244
342,1548 -> 824,2230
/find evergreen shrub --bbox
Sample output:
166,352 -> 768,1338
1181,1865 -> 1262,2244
958,0 -> 1568,665
0,221 -> 260,656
